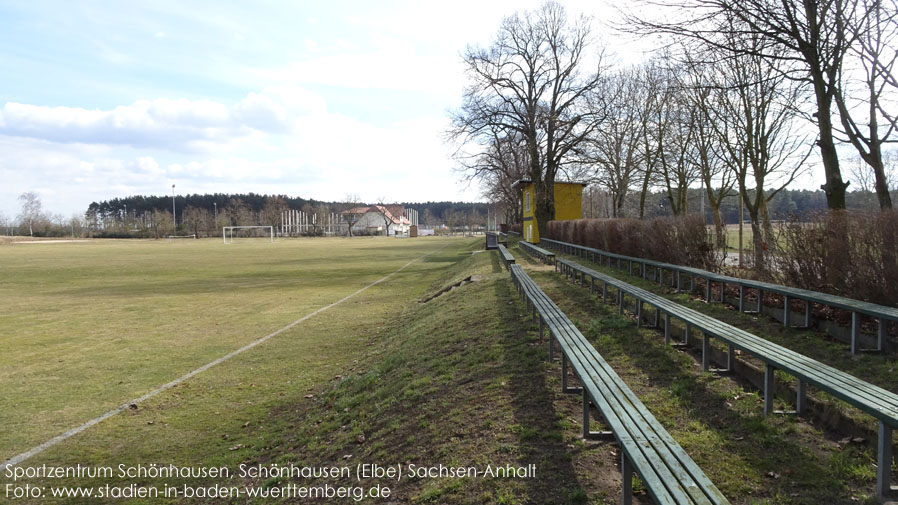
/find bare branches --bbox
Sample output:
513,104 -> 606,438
449,1 -> 607,235
623,0 -> 867,209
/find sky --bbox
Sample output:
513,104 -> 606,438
0,0 -> 658,218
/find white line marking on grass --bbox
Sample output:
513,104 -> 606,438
1,242 -> 452,471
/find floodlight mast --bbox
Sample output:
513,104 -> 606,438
171,184 -> 176,231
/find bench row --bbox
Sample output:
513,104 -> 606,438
508,260 -> 730,505
539,237 -> 898,355
548,254 -> 898,499
518,240 -> 555,264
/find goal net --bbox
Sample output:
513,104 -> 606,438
167,234 -> 196,242
222,226 -> 274,244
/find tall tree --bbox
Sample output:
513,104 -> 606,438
707,33 -> 810,271
586,70 -> 643,217
450,1 -> 607,238
834,0 -> 898,210
634,58 -> 677,218
458,129 -> 530,225
17,192 -> 44,237
659,80 -> 701,216
681,54 -> 736,247
626,0 -> 863,209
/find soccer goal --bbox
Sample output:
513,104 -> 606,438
167,234 -> 196,242
222,226 -> 274,244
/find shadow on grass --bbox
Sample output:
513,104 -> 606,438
493,275 -> 592,504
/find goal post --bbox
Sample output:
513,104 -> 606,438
222,226 -> 274,244
167,234 -> 197,242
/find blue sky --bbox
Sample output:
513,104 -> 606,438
0,0 -> 653,218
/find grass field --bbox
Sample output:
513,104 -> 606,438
0,237 -> 476,482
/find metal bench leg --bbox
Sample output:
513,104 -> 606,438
757,289 -> 763,313
562,355 -> 581,394
764,364 -> 775,416
664,313 -> 671,345
539,317 -> 545,340
590,277 -> 595,294
720,282 -> 726,302
684,323 -> 691,346
653,307 -> 660,328
784,295 -> 791,327
548,334 -> 554,362
628,260 -> 633,275
879,318 -> 887,352
739,285 -> 745,312
726,344 -> 734,371
602,283 -> 608,304
878,421 -> 894,499
702,333 -> 710,372
705,279 -> 711,303
636,300 -> 642,328
618,290 -> 624,315
796,379 -> 806,415
676,271 -> 681,291
582,390 -> 611,440
852,312 -> 859,355
621,452 -> 633,505
804,301 -> 812,328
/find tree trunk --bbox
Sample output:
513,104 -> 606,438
872,157 -> 893,210
750,218 -> 766,274
813,78 -> 848,209
534,179 -> 555,240
710,203 -> 726,250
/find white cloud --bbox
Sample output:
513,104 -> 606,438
0,86 -> 327,151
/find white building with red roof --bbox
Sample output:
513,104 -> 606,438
341,205 -> 411,236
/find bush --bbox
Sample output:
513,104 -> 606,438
545,215 -> 720,271
772,211 -> 898,306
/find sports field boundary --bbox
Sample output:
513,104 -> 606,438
0,241 -> 453,471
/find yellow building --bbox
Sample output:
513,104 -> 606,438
513,179 -> 586,243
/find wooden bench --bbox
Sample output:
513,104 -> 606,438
554,257 -> 898,499
518,240 -> 556,265
540,238 -> 898,355
508,264 -> 731,505
497,244 -> 515,269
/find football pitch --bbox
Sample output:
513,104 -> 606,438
0,236 -> 475,472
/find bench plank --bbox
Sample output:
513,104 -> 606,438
509,264 -> 730,504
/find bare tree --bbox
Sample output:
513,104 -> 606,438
707,34 -> 810,271
472,132 -> 530,225
341,194 -> 364,237
586,69 -> 643,217
633,58 -> 677,218
261,196 -> 288,230
17,192 -> 44,237
659,80 -> 701,216
151,209 -> 173,239
835,0 -> 898,210
681,52 -> 737,247
226,198 -> 254,226
625,0 -> 862,209
182,206 -> 212,237
374,199 -> 398,236
450,1 -> 607,238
